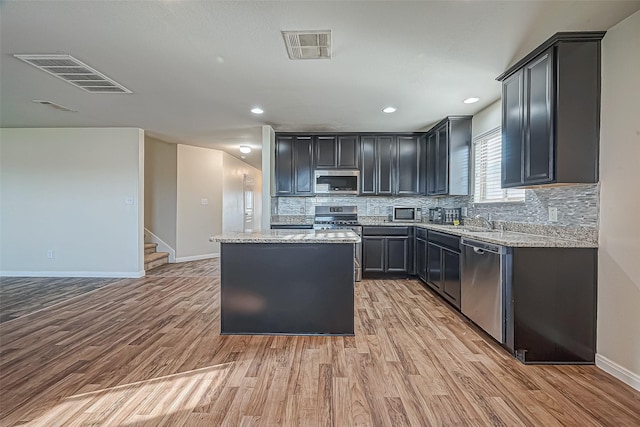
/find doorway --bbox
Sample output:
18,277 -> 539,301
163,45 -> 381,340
243,174 -> 254,232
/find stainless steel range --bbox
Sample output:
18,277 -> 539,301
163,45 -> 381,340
314,206 -> 362,281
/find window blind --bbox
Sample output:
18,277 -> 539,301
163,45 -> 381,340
473,128 -> 525,203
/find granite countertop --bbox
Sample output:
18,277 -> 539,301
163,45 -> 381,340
268,215 -> 598,248
358,219 -> 597,248
214,230 -> 361,244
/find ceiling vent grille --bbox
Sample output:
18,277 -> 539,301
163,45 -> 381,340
282,30 -> 331,60
32,99 -> 77,112
13,54 -> 132,94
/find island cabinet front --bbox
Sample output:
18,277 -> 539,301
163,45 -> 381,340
220,242 -> 355,335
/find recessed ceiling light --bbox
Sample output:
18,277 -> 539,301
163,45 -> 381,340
382,107 -> 397,113
251,107 -> 264,114
239,145 -> 252,154
463,97 -> 480,104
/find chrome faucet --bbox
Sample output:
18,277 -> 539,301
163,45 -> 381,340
475,214 -> 493,231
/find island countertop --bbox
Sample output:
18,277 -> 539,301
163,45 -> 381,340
214,229 -> 360,244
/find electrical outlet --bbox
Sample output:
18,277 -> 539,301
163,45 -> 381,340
200,198 -> 209,205
548,207 -> 558,222
125,197 -> 134,205
47,250 -> 54,259
299,207 -> 305,214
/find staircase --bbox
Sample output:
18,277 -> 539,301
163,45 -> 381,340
144,243 -> 169,271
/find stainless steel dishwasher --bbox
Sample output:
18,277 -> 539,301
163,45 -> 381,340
461,238 -> 512,344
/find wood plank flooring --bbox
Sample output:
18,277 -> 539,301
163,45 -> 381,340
0,277 -> 129,323
1,259 -> 639,426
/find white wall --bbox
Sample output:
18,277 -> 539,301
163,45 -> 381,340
471,99 -> 501,138
261,125 -> 275,230
144,136 -> 177,249
0,128 -> 144,277
222,153 -> 262,233
596,10 -> 640,390
176,145 -> 223,260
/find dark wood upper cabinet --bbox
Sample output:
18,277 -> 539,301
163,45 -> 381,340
524,50 -> 554,184
426,116 -> 471,196
337,135 -> 359,168
426,132 -> 437,195
359,135 -> 395,196
277,132 -> 424,196
396,135 -> 424,195
359,134 -> 425,196
435,124 -> 448,194
274,135 -> 314,196
314,135 -> 337,168
314,135 -> 359,169
497,32 -> 604,188
275,135 -> 294,195
360,136 -> 377,195
294,136 -> 314,195
502,70 -> 525,187
376,135 -> 395,196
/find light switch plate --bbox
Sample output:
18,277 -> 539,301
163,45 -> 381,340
548,207 -> 558,222
201,198 -> 209,205
125,197 -> 134,205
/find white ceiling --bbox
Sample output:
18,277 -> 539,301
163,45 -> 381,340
2,1 -> 639,170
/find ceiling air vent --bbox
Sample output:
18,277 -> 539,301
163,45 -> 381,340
32,99 -> 77,112
282,30 -> 331,60
13,54 -> 132,94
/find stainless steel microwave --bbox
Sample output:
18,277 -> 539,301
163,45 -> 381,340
314,170 -> 360,195
392,206 -> 422,222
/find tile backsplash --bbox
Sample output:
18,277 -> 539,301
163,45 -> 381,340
273,183 -> 599,228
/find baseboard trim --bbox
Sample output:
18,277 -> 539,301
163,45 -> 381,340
175,253 -> 220,263
0,270 -> 145,278
596,353 -> 640,392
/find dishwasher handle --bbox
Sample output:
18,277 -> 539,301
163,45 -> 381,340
461,237 -> 505,254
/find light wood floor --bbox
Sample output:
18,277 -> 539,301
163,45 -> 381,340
0,277 -> 129,323
1,259 -> 639,426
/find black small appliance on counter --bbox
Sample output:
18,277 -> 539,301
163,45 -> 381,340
428,207 -> 462,224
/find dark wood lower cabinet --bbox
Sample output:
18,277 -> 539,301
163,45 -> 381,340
415,234 -> 427,282
505,247 -> 597,364
362,227 -> 413,276
426,241 -> 442,292
425,231 -> 461,309
220,243 -> 354,335
386,237 -> 411,273
362,237 -> 385,273
441,250 -> 461,307
363,226 -> 597,364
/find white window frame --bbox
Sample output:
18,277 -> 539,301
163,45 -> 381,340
472,127 -> 525,204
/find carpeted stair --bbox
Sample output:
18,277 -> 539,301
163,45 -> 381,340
144,243 -> 169,271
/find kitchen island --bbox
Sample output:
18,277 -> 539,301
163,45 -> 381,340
214,230 -> 360,335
